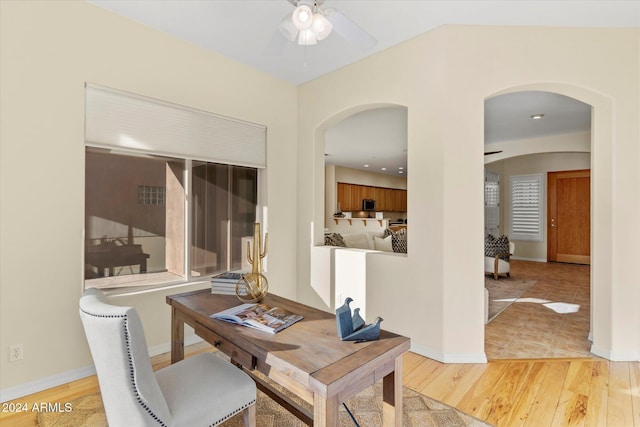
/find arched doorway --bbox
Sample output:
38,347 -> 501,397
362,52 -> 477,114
482,84 -> 613,360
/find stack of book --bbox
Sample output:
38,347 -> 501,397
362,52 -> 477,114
210,272 -> 244,295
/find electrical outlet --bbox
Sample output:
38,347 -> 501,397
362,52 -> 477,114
9,344 -> 23,362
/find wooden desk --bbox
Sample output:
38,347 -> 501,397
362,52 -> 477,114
167,290 -> 410,427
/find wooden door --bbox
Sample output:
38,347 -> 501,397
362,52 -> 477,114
547,169 -> 590,264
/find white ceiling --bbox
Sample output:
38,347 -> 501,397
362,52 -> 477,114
324,107 -> 408,175
87,0 -> 639,85
86,0 -> 636,176
485,91 -> 592,144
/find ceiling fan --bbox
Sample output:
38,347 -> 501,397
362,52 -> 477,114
484,150 -> 503,155
270,0 -> 377,51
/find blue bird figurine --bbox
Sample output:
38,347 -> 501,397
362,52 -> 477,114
352,307 -> 365,331
345,317 -> 383,342
335,297 -> 354,339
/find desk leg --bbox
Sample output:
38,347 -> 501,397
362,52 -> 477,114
382,356 -> 403,427
313,393 -> 338,427
170,307 -> 185,364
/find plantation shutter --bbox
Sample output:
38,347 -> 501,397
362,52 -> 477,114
510,174 -> 544,241
85,83 -> 266,168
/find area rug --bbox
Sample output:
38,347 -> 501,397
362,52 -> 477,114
485,277 -> 537,323
37,383 -> 492,427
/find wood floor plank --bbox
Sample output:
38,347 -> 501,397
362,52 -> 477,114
523,360 -> 571,427
402,355 -> 448,392
455,361 -> 512,420
479,361 -> 534,426
551,360 -> 593,427
418,362 -> 489,407
584,360 -> 609,427
607,361 -> 634,427
499,361 -> 548,427
630,361 -> 640,426
402,351 -> 433,389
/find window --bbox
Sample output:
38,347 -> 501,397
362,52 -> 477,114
510,174 -> 544,241
84,84 -> 265,290
85,150 -> 258,289
484,170 -> 500,238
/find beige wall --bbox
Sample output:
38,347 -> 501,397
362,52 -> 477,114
2,2 -> 639,398
0,1 -> 298,393
298,26 -> 639,362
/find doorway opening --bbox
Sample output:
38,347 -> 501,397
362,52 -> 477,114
483,90 -> 592,359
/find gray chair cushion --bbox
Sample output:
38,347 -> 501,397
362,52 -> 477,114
156,353 -> 256,426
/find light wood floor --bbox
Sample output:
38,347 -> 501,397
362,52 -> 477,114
2,261 -> 639,427
2,341 -> 638,427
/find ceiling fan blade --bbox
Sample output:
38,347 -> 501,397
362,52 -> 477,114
325,9 -> 376,51
484,150 -> 503,155
265,29 -> 289,56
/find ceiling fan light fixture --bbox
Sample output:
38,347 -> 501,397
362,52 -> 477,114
292,4 -> 313,30
278,13 -> 298,42
311,13 -> 333,40
298,29 -> 317,45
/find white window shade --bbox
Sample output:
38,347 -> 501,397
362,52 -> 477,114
85,84 -> 266,168
510,174 -> 544,241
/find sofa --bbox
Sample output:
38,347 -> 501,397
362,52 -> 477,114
325,229 -> 407,254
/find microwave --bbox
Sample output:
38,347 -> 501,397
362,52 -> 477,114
362,199 -> 376,211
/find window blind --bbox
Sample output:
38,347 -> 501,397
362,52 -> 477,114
85,84 -> 266,168
510,174 -> 544,241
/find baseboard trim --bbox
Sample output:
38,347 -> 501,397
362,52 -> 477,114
0,335 -> 205,403
410,343 -> 488,364
0,365 -> 96,404
511,256 -> 547,263
590,345 -> 638,362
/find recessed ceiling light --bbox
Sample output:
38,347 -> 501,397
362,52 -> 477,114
531,114 -> 544,120
381,167 -> 386,171
399,167 -> 404,170
399,171 -> 404,174
364,164 -> 369,168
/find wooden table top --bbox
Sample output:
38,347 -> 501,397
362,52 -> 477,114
167,289 -> 410,395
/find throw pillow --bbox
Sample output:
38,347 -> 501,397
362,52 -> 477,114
484,234 -> 496,256
324,233 -> 346,247
392,228 -> 407,253
383,228 -> 408,254
374,235 -> 393,252
484,234 -> 510,261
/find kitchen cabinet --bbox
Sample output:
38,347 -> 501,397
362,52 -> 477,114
394,189 -> 407,211
337,182 -> 354,211
337,182 -> 407,212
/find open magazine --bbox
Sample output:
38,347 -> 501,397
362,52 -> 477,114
210,303 -> 303,334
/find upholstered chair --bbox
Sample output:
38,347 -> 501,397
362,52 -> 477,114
79,288 -> 256,426
485,241 -> 516,280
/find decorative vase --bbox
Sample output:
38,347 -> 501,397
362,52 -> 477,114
236,223 -> 268,303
